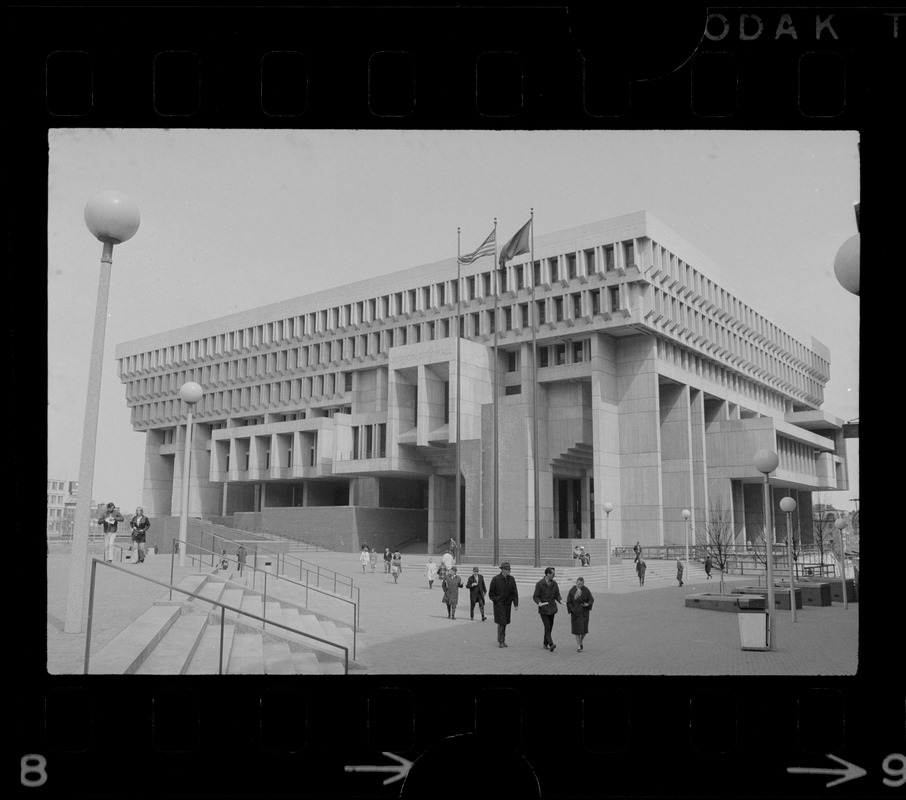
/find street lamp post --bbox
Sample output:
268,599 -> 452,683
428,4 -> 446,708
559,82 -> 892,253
603,502 -> 613,589
178,381 -> 203,566
833,518 -> 849,611
754,448 -> 779,650
779,496 -> 798,623
681,509 -> 691,588
64,191 -> 140,634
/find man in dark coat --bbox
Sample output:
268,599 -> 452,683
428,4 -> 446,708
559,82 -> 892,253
532,567 -> 563,652
488,562 -> 519,647
129,506 -> 150,564
466,566 -> 487,621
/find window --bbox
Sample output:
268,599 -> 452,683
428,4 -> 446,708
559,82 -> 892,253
555,344 -> 567,365
554,297 -> 564,322
572,293 -> 582,318
603,245 -> 614,271
507,350 -> 519,372
609,286 -> 620,312
504,385 -> 522,396
538,347 -> 549,368
567,253 -> 577,279
536,300 -> 546,325
573,340 -> 586,362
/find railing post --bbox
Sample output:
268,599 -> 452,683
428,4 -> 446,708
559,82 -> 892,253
169,540 -> 176,600
219,608 -> 226,675
263,571 -> 268,630
83,559 -> 99,674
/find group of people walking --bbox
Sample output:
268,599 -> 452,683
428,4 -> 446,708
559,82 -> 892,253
99,502 -> 150,564
360,545 -> 403,581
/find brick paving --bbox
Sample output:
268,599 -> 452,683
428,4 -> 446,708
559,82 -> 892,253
46,544 -> 858,676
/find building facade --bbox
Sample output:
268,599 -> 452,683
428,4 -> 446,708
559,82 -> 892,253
114,212 -> 849,554
47,479 -> 80,536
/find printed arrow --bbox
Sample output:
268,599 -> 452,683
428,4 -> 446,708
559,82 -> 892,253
344,751 -> 413,785
787,753 -> 867,788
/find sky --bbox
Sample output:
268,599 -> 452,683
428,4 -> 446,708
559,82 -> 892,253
47,128 -> 860,513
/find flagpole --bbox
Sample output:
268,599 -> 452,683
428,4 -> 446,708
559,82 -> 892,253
529,209 -> 541,568
492,218 -> 499,567
455,228 -> 462,566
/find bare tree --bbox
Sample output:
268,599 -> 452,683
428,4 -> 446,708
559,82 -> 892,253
694,501 -> 738,595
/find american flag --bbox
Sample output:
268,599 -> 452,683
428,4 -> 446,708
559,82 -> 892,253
458,229 -> 496,264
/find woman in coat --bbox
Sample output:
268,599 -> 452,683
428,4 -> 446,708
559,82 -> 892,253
676,559 -> 684,587
442,566 -> 462,619
566,577 -> 595,651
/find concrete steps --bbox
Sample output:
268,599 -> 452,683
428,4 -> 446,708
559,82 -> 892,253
88,572 -> 361,676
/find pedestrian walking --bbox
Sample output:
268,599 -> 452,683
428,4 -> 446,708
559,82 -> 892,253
704,555 -> 713,579
633,541 -> 641,563
441,550 -> 454,572
676,559 -> 684,587
425,557 -> 438,589
532,567 -> 562,652
488,562 -> 519,647
391,550 -> 402,583
360,545 -> 370,573
369,547 -> 378,572
129,506 -> 150,564
237,544 -> 247,576
636,557 -> 647,586
566,577 -> 595,652
383,547 -> 392,573
98,502 -> 124,563
442,566 -> 462,619
466,566 -> 487,620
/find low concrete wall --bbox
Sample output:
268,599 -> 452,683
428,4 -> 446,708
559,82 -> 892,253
732,586 -> 803,610
685,593 -> 766,612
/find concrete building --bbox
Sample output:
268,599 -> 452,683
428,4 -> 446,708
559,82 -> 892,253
114,211 -> 850,556
46,479 -> 81,536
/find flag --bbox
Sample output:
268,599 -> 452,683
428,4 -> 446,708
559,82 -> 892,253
498,218 -> 531,268
458,229 -> 496,264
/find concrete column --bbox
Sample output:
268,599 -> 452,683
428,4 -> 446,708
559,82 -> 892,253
581,472 -> 592,539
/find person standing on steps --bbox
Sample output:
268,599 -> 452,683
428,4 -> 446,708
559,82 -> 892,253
676,559 -> 684,587
129,506 -> 150,564
466,566 -> 487,620
532,567 -> 562,652
566,576 -> 595,652
99,502 -> 124,563
425,557 -> 438,589
237,544 -> 247,576
488,562 -> 519,647
442,566 -> 463,619
636,557 -> 647,586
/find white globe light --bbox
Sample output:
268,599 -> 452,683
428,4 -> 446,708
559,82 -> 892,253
179,381 -> 203,404
833,233 -> 859,296
84,190 -> 141,244
681,509 -> 691,519
754,449 -> 779,474
779,497 -> 797,513
602,502 -> 614,513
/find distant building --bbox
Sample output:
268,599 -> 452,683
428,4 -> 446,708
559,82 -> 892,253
114,211 -> 851,553
46,479 -> 82,536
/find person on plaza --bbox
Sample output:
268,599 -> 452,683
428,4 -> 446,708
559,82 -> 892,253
704,555 -> 713,579
566,576 -> 595,652
441,549 -> 454,573
219,549 -> 229,571
532,567 -> 562,652
383,547 -> 392,573
636,557 -> 647,586
360,545 -> 370,573
237,544 -> 247,576
98,502 -> 124,563
442,565 -> 463,619
425,557 -> 439,589
369,547 -> 378,573
391,550 -> 402,583
129,506 -> 150,564
448,537 -> 459,561
573,544 -> 581,561
633,541 -> 641,563
466,566 -> 487,621
488,562 -> 519,647
676,559 -> 684,587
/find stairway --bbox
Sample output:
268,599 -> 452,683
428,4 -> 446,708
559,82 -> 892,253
87,569 -> 362,675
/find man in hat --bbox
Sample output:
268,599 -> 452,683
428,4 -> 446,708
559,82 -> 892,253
488,562 -> 519,647
466,566 -> 488,621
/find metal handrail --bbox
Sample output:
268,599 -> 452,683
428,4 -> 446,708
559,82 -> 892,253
83,558 -> 349,675
173,538 -> 358,653
199,529 -> 361,614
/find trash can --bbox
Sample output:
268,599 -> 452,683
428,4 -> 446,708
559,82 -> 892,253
738,609 -> 770,651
